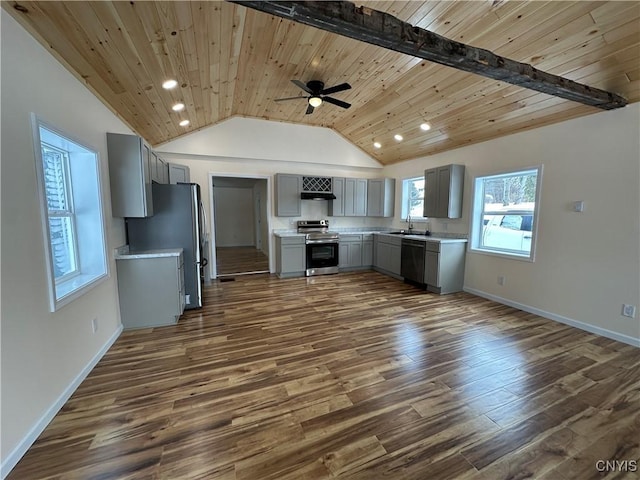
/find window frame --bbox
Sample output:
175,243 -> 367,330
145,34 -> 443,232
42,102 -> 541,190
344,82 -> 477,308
401,176 -> 427,222
41,142 -> 81,283
469,165 -> 543,262
32,115 -> 109,311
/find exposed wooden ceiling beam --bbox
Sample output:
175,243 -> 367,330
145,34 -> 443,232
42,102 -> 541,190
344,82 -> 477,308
228,0 -> 628,110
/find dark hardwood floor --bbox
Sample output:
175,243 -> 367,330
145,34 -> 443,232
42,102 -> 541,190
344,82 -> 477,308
8,271 -> 640,479
216,246 -> 269,276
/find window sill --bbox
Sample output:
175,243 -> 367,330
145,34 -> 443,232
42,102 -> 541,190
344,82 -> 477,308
53,272 -> 108,311
468,247 -> 535,262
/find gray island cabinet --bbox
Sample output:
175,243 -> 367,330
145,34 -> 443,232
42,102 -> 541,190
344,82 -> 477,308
373,234 -> 467,294
423,240 -> 466,294
115,248 -> 185,329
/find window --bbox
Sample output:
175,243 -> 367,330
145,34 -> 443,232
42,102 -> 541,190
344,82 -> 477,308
401,176 -> 426,221
470,166 -> 542,260
33,116 -> 108,311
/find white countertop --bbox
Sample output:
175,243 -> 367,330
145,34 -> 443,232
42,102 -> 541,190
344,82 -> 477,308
374,232 -> 468,243
114,245 -> 183,259
273,230 -> 467,243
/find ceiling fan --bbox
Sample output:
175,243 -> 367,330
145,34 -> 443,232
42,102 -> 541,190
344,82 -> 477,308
275,80 -> 352,114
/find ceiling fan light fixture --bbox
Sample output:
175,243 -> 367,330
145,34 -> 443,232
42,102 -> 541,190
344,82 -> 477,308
308,96 -> 323,108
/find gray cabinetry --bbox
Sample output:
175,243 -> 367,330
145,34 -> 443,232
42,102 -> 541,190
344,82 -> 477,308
423,164 -> 465,218
107,132 -> 153,217
344,178 -> 368,216
423,241 -> 466,294
367,178 -> 395,217
275,235 -> 305,277
116,251 -> 185,329
168,163 -> 191,184
328,177 -> 345,216
362,234 -> 373,266
339,234 -> 364,270
275,174 -> 302,217
373,234 -> 402,278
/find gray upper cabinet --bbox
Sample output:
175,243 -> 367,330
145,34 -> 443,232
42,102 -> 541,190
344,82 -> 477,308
275,173 -> 302,216
328,177 -> 345,217
168,163 -> 190,184
344,178 -> 368,216
107,132 -> 153,217
367,178 -> 395,217
423,164 -> 465,218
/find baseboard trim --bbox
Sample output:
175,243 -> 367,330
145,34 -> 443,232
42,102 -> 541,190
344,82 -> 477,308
1,325 -> 123,479
463,287 -> 639,348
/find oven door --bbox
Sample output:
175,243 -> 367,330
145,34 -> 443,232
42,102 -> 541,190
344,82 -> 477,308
305,241 -> 339,275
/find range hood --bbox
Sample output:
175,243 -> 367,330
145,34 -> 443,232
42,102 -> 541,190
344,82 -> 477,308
301,192 -> 336,200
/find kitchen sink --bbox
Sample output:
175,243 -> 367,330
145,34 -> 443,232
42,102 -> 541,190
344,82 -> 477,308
388,231 -> 407,235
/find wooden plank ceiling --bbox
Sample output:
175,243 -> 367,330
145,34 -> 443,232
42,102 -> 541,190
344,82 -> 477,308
5,1 -> 639,165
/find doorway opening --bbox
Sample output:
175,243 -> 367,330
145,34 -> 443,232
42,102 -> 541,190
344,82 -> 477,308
209,175 -> 271,278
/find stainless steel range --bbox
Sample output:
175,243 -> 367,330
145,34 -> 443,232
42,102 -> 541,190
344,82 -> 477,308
298,220 -> 339,276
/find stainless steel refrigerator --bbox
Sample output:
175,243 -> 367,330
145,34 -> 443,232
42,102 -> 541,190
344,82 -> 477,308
127,183 -> 207,309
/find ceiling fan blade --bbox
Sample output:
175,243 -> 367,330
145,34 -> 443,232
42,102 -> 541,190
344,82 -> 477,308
323,96 -> 351,109
274,96 -> 308,102
292,79 -> 313,94
305,104 -> 315,115
321,82 -> 351,95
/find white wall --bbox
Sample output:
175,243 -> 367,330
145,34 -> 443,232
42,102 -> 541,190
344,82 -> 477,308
383,104 -> 640,345
158,116 -> 381,169
1,12 -> 129,474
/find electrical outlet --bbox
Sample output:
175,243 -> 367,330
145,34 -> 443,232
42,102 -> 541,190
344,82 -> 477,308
497,275 -> 506,286
91,317 -> 98,333
621,304 -> 637,318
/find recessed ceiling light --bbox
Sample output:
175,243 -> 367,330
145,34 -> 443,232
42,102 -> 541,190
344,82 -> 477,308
172,102 -> 185,112
373,142 -> 381,149
179,119 -> 190,127
162,79 -> 178,90
420,122 -> 431,131
394,134 -> 403,141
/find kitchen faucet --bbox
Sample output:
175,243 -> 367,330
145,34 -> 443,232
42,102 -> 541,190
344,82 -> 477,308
407,214 -> 414,233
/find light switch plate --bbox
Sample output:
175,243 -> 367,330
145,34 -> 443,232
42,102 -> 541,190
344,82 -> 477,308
573,201 -> 584,212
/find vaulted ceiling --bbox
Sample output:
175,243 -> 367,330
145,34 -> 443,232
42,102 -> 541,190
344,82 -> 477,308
4,1 -> 639,164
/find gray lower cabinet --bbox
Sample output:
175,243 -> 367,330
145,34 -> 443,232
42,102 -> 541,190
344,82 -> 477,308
107,132 -> 153,217
275,174 -> 302,217
367,178 -> 395,217
339,234 -> 363,269
362,234 -> 373,266
168,163 -> 190,184
276,235 -> 305,277
373,234 -> 402,278
423,241 -> 466,294
116,251 -> 185,329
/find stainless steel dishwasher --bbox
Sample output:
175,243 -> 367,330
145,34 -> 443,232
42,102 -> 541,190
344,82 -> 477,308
400,238 -> 426,285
